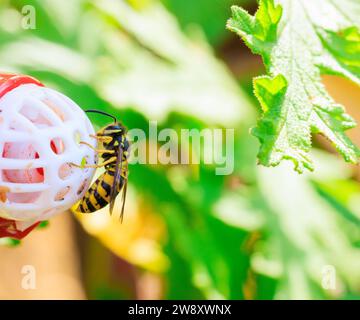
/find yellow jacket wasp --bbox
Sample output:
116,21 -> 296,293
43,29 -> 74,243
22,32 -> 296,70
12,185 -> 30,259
72,109 -> 130,221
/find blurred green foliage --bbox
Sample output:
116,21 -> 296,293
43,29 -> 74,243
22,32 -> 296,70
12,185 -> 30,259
161,0 -> 251,46
0,237 -> 21,247
0,0 -> 359,300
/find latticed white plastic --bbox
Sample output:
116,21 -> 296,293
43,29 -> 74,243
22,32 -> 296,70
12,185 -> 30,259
0,84 -> 97,222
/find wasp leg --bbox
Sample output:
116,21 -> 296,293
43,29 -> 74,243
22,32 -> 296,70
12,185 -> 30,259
70,157 -> 117,169
79,141 -> 115,154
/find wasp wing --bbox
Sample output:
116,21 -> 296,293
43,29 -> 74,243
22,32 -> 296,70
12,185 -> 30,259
120,178 -> 128,223
109,144 -> 127,220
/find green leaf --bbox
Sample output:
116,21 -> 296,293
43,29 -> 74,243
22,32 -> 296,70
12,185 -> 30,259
228,0 -> 360,172
317,26 -> 360,83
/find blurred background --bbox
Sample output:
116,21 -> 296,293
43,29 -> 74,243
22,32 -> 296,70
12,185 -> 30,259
0,0 -> 359,300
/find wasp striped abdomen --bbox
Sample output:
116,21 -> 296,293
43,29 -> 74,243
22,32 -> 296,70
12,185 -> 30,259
78,166 -> 126,213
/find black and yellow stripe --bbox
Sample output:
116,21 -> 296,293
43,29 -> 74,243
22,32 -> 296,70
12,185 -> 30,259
78,166 -> 127,213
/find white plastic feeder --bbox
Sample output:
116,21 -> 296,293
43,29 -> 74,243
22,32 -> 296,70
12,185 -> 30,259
0,74 -> 97,224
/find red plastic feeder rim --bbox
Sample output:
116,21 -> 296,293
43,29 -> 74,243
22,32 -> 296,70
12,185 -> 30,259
0,218 -> 40,240
0,73 -> 44,98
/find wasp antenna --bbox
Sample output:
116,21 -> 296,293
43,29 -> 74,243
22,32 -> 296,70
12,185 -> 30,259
85,109 -> 117,123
